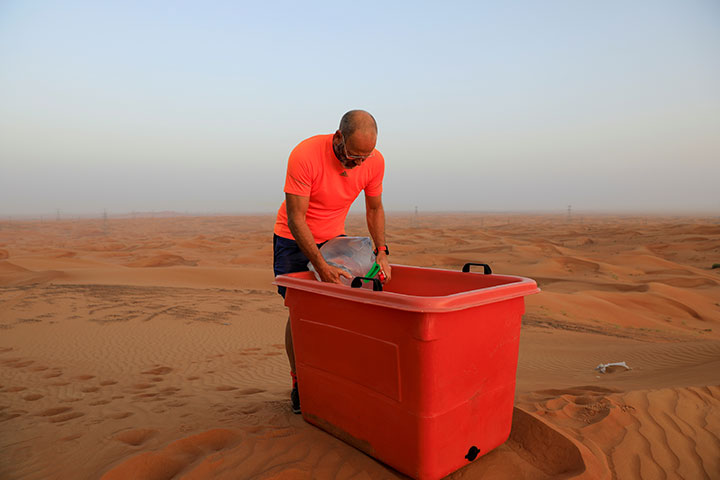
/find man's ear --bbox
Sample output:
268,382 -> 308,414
332,130 -> 343,144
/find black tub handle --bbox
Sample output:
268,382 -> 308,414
465,445 -> 481,461
462,263 -> 492,274
351,276 -> 383,291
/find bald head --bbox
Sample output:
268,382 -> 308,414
332,110 -> 378,167
339,110 -> 378,139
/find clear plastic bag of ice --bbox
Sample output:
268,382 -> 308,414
308,236 -> 376,285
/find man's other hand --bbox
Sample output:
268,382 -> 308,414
317,263 -> 352,284
376,252 -> 391,283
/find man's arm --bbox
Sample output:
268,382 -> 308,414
285,193 -> 351,284
365,193 -> 392,282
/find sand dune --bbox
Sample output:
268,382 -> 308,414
1,213 -> 719,479
0,261 -> 65,287
125,254 -> 199,268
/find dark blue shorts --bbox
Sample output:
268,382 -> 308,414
273,234 -> 329,298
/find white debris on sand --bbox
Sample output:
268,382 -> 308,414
595,361 -> 631,374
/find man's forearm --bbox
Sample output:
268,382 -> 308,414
288,215 -> 325,269
366,205 -> 387,249
366,202 -> 392,281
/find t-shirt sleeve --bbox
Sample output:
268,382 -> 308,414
364,152 -> 385,197
283,145 -> 313,196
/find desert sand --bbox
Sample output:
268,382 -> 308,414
1,213 -> 718,479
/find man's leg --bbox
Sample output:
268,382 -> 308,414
273,234 -> 332,413
286,316 -> 301,414
273,234 -> 310,414
285,316 -> 295,373
285,315 -> 300,414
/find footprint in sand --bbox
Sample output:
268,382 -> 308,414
73,374 -> 96,381
35,407 -> 72,416
6,359 -> 34,368
240,405 -> 261,415
35,406 -> 85,423
99,380 -> 118,386
114,428 -> 157,446
49,411 -> 85,423
132,383 -> 154,390
141,366 -> 172,375
216,385 -> 238,391
238,348 -> 262,356
5,386 -> 27,393
81,386 -> 100,393
236,388 -> 265,396
256,427 -> 294,440
59,396 -> 84,404
1,411 -> 23,422
134,392 -> 158,399
537,388 -> 616,426
109,412 -> 134,420
158,387 -> 180,395
43,371 -> 63,379
22,394 -> 43,401
89,399 -> 111,406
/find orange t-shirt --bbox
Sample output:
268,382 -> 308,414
274,134 -> 385,243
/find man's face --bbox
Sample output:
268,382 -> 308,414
337,132 -> 376,169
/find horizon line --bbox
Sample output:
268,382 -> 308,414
1,208 -> 719,221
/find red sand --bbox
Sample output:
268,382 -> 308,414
1,213 -> 718,479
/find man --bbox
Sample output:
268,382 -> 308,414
273,110 -> 391,414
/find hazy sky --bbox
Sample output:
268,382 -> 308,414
1,0 -> 719,216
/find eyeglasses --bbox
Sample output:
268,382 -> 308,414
341,134 -> 375,163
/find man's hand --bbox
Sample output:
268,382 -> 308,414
365,193 -> 390,283
376,251 -> 391,283
316,262 -> 353,284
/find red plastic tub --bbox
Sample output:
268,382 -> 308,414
274,264 -> 539,480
